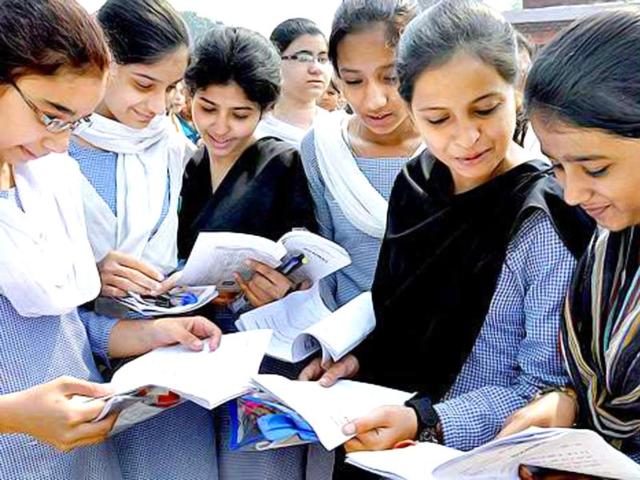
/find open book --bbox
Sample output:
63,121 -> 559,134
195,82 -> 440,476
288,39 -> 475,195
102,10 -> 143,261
249,374 -> 413,451
86,330 -> 272,434
236,287 -> 375,364
177,230 -> 351,292
346,427 -> 640,480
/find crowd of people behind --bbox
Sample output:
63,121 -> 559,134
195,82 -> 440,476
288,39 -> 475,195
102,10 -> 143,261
0,0 -> 638,479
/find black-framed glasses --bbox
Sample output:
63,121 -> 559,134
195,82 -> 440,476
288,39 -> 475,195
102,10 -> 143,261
281,52 -> 330,65
12,82 -> 92,133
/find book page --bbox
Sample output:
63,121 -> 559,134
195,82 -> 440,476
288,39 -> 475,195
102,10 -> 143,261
178,232 -> 287,290
236,285 -> 331,363
434,428 -> 640,480
279,230 -> 351,284
251,374 -> 413,451
346,442 -> 463,480
294,291 -> 375,365
108,329 -> 273,410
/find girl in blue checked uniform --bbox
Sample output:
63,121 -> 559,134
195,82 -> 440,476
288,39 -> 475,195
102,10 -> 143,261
0,1 -> 221,479
500,9 -> 640,467
298,0 -> 423,390
323,0 -> 595,458
178,26 -> 327,480
68,1 -> 218,478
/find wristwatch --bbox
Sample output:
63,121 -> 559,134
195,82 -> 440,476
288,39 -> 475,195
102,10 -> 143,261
404,395 -> 442,444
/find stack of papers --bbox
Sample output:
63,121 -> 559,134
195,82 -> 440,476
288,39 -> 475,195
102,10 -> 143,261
347,427 -> 640,479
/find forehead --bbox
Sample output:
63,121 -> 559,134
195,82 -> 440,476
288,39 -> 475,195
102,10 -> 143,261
412,51 -> 512,106
337,24 -> 395,73
123,47 -> 189,84
283,34 -> 327,54
197,81 -> 257,108
530,115 -> 627,160
18,70 -> 107,116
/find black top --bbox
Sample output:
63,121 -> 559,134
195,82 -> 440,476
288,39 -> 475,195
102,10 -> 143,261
178,137 -> 317,258
359,153 -> 595,401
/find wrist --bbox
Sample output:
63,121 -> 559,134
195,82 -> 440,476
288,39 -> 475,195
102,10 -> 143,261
0,391 -> 25,434
404,395 -> 442,443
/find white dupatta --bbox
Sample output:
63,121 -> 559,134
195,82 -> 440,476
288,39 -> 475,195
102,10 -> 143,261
314,111 -> 411,239
0,154 -> 101,317
75,114 -> 194,274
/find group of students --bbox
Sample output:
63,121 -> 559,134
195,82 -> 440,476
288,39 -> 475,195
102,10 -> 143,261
0,0 -> 638,479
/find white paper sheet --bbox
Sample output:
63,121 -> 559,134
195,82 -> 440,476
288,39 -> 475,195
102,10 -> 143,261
347,442 -> 463,480
279,230 -> 351,284
294,291 -> 375,365
251,374 -> 413,451
178,232 -> 287,290
236,285 -> 331,362
347,427 -> 640,480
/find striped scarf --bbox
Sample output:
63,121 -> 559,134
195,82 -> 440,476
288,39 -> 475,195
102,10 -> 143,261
562,226 -> 640,449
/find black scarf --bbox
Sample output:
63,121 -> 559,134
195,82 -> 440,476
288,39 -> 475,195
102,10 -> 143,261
361,153 -> 594,400
178,137 -> 317,258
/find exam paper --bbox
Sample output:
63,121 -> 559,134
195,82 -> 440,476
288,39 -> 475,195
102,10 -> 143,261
294,291 -> 375,365
178,232 -> 287,290
347,442 -> 462,480
96,330 -> 273,433
236,285 -> 331,362
279,230 -> 351,284
110,329 -> 273,408
251,374 -> 413,451
346,427 -> 640,480
237,288 -> 375,365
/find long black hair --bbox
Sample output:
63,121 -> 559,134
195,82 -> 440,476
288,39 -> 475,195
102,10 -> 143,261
526,9 -> 640,139
97,0 -> 189,65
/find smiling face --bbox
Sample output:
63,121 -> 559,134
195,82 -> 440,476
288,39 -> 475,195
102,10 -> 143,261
280,34 -> 331,104
531,114 -> 640,231
191,81 -> 261,160
98,46 -> 189,129
410,50 -> 518,193
337,23 -> 410,137
0,69 -> 107,164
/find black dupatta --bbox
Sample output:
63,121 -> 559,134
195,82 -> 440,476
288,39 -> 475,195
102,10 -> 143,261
362,152 -> 594,400
178,137 -> 317,258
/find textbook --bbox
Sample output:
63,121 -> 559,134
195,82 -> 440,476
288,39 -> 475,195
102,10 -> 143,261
85,330 -> 272,434
245,374 -> 413,451
178,230 -> 351,292
236,287 -> 375,364
346,427 -> 640,480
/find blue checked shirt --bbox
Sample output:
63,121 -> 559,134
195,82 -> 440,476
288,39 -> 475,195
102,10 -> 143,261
434,210 -> 574,451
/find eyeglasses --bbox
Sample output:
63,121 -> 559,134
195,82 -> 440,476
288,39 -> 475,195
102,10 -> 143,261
281,52 -> 330,65
12,82 -> 91,133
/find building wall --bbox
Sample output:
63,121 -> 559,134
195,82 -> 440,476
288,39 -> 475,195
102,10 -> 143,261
514,21 -> 572,44
524,0 -> 619,8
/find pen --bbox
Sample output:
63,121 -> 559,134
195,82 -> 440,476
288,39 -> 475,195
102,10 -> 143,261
276,254 -> 308,277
